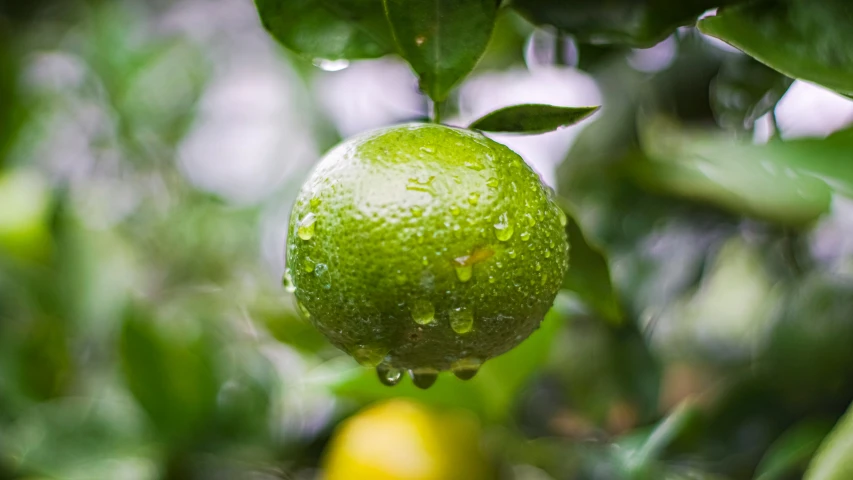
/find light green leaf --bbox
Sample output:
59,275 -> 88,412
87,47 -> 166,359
384,0 -> 497,101
756,421 -> 832,480
332,308 -> 565,422
469,104 -> 600,134
255,0 -> 393,60
558,200 -> 623,325
699,0 -> 853,97
805,402 -> 853,480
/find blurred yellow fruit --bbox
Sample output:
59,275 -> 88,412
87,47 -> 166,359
322,399 -> 491,480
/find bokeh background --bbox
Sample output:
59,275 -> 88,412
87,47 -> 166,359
2,0 -> 853,479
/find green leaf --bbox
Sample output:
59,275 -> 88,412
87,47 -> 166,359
255,0 -> 393,60
756,421 -> 833,480
332,308 -> 566,422
512,0 -> 743,48
699,0 -> 853,97
469,104 -> 600,134
711,55 -> 793,132
119,305 -> 220,443
557,200 -> 623,325
384,0 -> 497,102
805,402 -> 853,480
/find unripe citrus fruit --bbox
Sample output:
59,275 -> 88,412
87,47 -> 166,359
322,399 -> 490,480
285,123 -> 568,388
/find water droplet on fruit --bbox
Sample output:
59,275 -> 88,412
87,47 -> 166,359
451,358 -> 482,380
410,370 -> 438,389
468,193 -> 480,206
310,197 -> 321,208
297,213 -> 316,240
450,307 -> 474,334
535,262 -> 542,271
508,249 -> 517,258
411,299 -> 435,325
315,263 -> 331,289
557,208 -> 568,227
420,146 -> 435,154
411,206 -> 423,217
450,205 -> 461,216
488,276 -> 496,283
353,345 -> 388,368
303,257 -> 316,273
464,160 -> 485,171
520,232 -> 531,242
296,300 -> 310,318
544,249 -> 551,258
282,268 -> 296,293
455,265 -> 473,282
536,210 -> 545,221
494,213 -> 514,241
377,365 -> 402,386
525,213 -> 536,227
486,178 -> 498,188
406,176 -> 436,195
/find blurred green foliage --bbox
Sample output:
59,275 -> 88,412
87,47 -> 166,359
2,0 -> 853,479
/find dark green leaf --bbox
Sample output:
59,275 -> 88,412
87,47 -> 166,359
805,402 -> 853,480
384,0 -> 497,101
711,55 -> 793,133
756,421 -> 833,480
699,0 -> 853,97
119,306 -> 220,443
557,200 -> 623,325
255,0 -> 393,60
512,0 -> 743,48
469,104 -> 600,134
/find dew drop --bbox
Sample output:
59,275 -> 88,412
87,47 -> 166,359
451,358 -> 482,381
535,262 -> 542,272
303,257 -> 316,273
315,263 -> 331,289
493,212 -> 514,241
496,261 -> 503,269
309,197 -> 321,208
464,160 -> 485,171
406,176 -> 436,195
282,268 -> 296,293
545,249 -> 551,258
421,256 -> 429,266
376,365 -> 403,386
524,213 -> 536,227
410,370 -> 438,390
520,232 -> 531,242
296,300 -> 310,318
449,307 -> 474,334
455,264 -> 473,282
557,208 -> 568,227
450,205 -> 461,216
536,210 -> 545,221
420,146 -> 435,154
411,206 -> 423,217
508,249 -> 517,259
353,345 -> 388,368
488,276 -> 496,283
411,299 -> 435,325
486,178 -> 499,189
468,193 -> 480,206
297,213 -> 316,240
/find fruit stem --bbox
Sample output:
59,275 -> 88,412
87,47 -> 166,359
431,99 -> 443,124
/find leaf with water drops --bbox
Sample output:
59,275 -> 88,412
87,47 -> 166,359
255,0 -> 393,61
557,199 -> 624,326
469,104 -> 600,135
699,0 -> 853,98
383,0 -> 497,102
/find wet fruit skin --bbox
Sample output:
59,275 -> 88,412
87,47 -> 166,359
285,123 -> 568,373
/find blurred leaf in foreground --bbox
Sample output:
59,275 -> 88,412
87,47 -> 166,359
805,401 -> 853,480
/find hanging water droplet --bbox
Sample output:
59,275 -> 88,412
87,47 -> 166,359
508,249 -> 517,258
486,178 -> 498,189
282,268 -> 296,293
303,257 -> 316,273
296,300 -> 310,318
449,307 -> 474,334
524,213 -> 536,227
452,358 -> 483,381
353,345 -> 388,368
557,208 -> 568,227
312,58 -> 350,71
376,365 -> 403,386
411,299 -> 435,325
411,206 -> 423,217
455,264 -> 473,282
520,232 -> 531,242
468,193 -> 480,206
297,213 -> 316,240
493,212 -> 514,241
410,370 -> 438,390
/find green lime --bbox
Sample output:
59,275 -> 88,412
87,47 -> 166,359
285,123 -> 568,386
